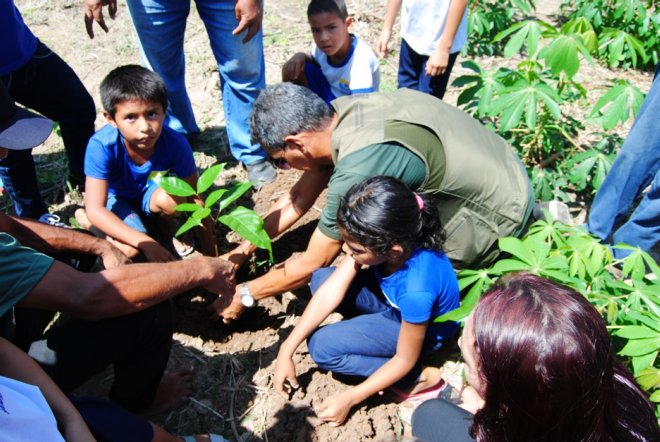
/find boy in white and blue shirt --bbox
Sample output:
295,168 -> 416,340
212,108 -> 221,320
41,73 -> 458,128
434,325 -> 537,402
282,0 -> 380,103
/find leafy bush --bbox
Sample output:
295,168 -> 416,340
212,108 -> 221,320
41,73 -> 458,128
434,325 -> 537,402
158,163 -> 273,261
465,0 -> 536,56
436,215 -> 660,417
561,0 -> 659,70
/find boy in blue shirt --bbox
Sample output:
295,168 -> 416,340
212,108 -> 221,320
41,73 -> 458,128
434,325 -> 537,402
282,0 -> 380,103
82,65 -> 215,262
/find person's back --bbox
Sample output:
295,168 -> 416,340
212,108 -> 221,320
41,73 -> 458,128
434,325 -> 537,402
281,0 -> 379,103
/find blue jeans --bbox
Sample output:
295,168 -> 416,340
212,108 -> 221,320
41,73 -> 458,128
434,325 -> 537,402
106,180 -> 160,234
307,267 -> 452,387
588,64 -> 660,258
397,38 -> 458,100
0,41 -> 95,218
125,0 -> 267,165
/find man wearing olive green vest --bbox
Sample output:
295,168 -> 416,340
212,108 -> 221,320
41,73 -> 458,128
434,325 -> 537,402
212,83 -> 533,324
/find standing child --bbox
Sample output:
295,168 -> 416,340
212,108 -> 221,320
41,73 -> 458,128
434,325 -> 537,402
81,65 -> 215,262
377,0 -> 468,100
274,176 -> 459,426
281,0 -> 380,103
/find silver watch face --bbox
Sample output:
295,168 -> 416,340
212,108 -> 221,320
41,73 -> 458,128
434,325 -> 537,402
241,294 -> 255,307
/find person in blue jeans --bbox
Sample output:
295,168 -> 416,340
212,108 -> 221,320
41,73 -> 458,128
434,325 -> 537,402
1,0 -> 96,218
588,63 -> 660,259
273,176 -> 459,426
83,0 -> 277,187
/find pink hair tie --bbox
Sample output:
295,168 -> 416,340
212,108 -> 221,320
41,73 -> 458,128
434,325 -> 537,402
414,193 -> 424,210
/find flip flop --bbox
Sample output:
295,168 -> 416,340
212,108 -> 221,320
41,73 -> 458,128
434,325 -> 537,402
387,378 -> 446,403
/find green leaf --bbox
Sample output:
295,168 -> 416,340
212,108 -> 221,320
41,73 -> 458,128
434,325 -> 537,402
539,32 -> 593,79
175,203 -> 202,212
205,189 -> 228,208
498,237 -> 535,264
614,325 -> 659,339
191,207 -> 211,220
632,352 -> 658,378
218,182 -> 253,211
219,206 -> 272,260
157,177 -> 196,197
196,163 -> 225,194
636,366 -> 660,391
175,216 -> 203,237
619,337 -> 660,357
588,80 -> 645,130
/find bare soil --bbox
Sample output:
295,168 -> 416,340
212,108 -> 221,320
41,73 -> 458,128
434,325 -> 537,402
10,0 -> 654,440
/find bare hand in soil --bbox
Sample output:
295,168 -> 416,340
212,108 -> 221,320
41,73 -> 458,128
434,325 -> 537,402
273,354 -> 299,398
219,250 -> 248,273
100,244 -> 131,269
83,0 -> 117,39
233,0 -> 262,43
209,290 -> 244,324
316,391 -> 354,426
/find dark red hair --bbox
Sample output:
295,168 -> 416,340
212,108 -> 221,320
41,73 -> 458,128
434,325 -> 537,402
469,273 -> 659,441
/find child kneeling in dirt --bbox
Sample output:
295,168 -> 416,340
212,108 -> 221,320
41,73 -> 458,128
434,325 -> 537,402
273,176 -> 459,426
281,0 -> 380,103
80,65 -> 215,262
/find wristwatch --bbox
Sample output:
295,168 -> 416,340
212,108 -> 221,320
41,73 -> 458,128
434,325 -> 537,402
240,282 -> 256,307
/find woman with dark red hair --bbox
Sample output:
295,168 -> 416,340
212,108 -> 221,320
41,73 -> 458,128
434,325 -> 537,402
412,273 -> 659,441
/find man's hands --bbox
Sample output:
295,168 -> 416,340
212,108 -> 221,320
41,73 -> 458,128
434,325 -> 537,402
139,240 -> 176,263
84,0 -> 117,38
273,352 -> 300,398
203,257 -> 237,299
99,243 -> 131,269
233,0 -> 263,43
209,285 -> 244,324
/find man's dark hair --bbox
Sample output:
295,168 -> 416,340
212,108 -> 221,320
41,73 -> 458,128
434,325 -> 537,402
250,83 -> 334,151
100,65 -> 168,118
307,0 -> 349,20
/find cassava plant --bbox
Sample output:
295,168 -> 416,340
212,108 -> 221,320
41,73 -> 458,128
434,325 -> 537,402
435,214 -> 660,417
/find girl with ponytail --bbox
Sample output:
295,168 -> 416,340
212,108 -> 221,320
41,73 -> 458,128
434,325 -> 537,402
273,176 -> 459,426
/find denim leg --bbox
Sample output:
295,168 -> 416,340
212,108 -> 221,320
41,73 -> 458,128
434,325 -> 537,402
310,267 -> 388,318
612,171 -> 660,258
307,309 -> 422,386
588,65 -> 660,244
125,0 -> 200,135
195,0 -> 267,164
397,38 -> 425,91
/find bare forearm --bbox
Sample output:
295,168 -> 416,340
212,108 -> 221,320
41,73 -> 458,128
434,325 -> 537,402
382,0 -> 402,32
22,257 -> 230,320
438,0 -> 468,50
0,214 -> 114,257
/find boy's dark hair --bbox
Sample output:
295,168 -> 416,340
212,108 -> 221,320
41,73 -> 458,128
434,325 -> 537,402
337,176 -> 445,255
100,65 -> 168,118
307,0 -> 348,20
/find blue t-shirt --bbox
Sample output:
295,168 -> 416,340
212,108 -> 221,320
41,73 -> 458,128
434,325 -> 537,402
376,249 -> 459,341
84,124 -> 197,201
0,0 -> 38,75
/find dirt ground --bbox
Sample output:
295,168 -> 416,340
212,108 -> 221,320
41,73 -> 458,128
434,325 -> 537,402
9,0 -> 655,441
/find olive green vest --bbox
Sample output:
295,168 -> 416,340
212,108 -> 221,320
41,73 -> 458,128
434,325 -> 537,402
331,89 -> 533,268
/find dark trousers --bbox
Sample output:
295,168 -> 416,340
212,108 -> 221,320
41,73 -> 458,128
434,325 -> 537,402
397,38 -> 458,100
412,398 -> 475,441
15,301 -> 173,413
0,40 -> 95,218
